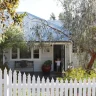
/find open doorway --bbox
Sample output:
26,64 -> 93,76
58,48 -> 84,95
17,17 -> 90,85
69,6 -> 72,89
53,45 -> 65,72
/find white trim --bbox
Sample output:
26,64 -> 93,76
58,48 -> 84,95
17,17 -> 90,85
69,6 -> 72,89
65,44 -> 66,70
32,48 -> 41,60
52,45 -> 54,71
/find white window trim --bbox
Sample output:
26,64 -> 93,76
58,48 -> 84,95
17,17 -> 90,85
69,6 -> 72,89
10,48 -> 41,61
32,48 -> 41,60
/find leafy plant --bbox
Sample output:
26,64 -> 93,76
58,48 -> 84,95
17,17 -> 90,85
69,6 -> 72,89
58,67 -> 96,82
43,60 -> 52,67
0,62 -> 9,73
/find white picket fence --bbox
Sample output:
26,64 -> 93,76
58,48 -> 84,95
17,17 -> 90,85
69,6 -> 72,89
0,69 -> 96,96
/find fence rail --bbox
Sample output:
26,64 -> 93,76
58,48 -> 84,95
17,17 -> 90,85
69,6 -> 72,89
0,69 -> 96,96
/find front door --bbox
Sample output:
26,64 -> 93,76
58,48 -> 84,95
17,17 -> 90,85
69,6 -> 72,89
53,45 -> 65,72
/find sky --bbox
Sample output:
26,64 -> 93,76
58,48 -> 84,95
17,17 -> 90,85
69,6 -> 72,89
16,0 -> 63,20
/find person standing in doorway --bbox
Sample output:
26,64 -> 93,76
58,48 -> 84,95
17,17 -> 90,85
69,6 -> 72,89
55,58 -> 61,73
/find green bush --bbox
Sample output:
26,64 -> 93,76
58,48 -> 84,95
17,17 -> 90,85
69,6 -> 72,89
0,62 -> 9,73
58,67 -> 96,82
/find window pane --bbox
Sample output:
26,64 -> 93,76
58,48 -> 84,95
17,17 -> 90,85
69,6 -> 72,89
20,47 -> 31,59
33,54 -> 39,59
12,48 -> 17,59
33,49 -> 39,59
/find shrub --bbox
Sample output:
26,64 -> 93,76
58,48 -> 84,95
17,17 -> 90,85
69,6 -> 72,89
0,62 -> 9,73
58,67 -> 96,82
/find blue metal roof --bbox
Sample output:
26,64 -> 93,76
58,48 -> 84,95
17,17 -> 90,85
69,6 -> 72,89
21,12 -> 70,42
0,12 -> 70,42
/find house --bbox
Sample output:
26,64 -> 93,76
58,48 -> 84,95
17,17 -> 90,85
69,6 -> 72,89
2,12 -> 79,72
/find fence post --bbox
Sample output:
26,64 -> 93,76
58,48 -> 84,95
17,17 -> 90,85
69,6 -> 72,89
0,69 -> 2,96
4,68 -> 7,96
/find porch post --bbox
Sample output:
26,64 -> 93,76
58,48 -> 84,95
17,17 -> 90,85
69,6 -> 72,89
69,43 -> 72,64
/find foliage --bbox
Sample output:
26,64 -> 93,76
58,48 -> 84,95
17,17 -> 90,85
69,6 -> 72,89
58,67 -> 96,82
0,0 -> 26,25
57,0 -> 96,68
0,62 -> 9,73
0,0 -> 27,43
0,25 -> 26,48
43,60 -> 52,67
50,12 -> 56,20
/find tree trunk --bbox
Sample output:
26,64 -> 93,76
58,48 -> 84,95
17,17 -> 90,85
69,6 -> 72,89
87,52 -> 96,69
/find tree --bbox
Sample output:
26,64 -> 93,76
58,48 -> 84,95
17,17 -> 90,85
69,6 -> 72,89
58,12 -> 64,20
58,0 -> 96,69
0,25 -> 26,64
0,0 -> 26,42
50,12 -> 56,20
0,0 -> 26,25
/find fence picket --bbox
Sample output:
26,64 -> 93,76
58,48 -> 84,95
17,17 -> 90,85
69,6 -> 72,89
56,79 -> 59,96
1,69 -> 96,96
83,79 -> 87,96
4,68 -> 7,96
37,76 -> 40,96
9,70 -> 12,96
27,74 -> 31,96
74,79 -> 77,96
60,79 -> 63,96
92,78 -> 95,96
51,78 -> 54,96
65,79 -> 68,96
18,72 -> 22,96
78,79 -> 82,96
69,79 -> 73,96
46,78 -> 50,96
88,78 -> 91,96
0,69 -> 2,96
23,73 -> 26,96
41,77 -> 45,96
13,71 -> 17,96
32,76 -> 35,96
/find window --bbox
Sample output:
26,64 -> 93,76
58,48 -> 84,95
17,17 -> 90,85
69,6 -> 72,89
33,49 -> 39,59
20,47 -> 31,59
12,48 -> 18,59
11,47 -> 40,60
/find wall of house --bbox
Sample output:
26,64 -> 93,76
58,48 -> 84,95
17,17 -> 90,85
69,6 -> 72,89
4,43 -> 81,72
4,46 -> 53,72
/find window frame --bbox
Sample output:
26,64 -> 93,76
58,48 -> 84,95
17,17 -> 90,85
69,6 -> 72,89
32,48 -> 40,59
10,48 -> 41,61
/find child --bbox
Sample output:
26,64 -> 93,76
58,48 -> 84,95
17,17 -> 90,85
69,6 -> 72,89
55,58 -> 61,72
